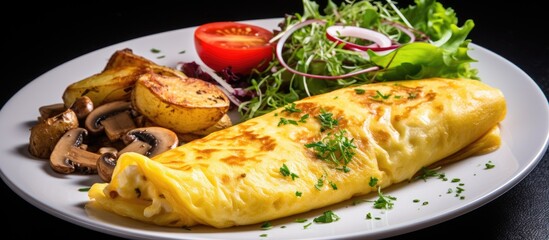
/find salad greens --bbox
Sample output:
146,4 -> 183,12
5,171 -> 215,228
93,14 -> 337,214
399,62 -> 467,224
184,0 -> 478,120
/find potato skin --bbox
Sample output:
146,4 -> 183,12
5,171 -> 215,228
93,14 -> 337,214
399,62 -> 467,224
62,66 -> 147,108
104,48 -> 187,79
132,72 -> 230,133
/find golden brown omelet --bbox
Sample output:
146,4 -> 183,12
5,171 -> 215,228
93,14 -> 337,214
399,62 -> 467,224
87,78 -> 506,228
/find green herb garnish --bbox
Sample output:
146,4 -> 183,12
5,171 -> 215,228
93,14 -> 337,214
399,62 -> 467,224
369,177 -> 378,187
414,166 -> 444,181
315,176 -> 325,190
278,117 -> 298,126
280,164 -> 299,180
282,102 -> 302,113
485,161 -> 495,169
317,109 -> 338,132
373,187 -> 396,209
298,114 -> 310,123
313,210 -> 340,223
372,90 -> 391,100
260,222 -> 273,230
305,130 -> 356,169
329,181 -> 338,190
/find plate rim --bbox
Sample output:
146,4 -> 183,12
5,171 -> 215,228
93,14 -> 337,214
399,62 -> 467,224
1,17 -> 548,240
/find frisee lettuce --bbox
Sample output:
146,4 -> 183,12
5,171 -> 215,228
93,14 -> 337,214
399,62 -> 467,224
214,0 -> 478,120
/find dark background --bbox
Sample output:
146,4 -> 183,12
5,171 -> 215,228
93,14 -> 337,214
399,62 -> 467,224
2,1 -> 548,239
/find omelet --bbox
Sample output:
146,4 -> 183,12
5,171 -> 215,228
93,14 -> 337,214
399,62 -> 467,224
87,78 -> 507,228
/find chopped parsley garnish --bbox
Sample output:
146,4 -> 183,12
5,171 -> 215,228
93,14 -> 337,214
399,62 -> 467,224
296,191 -> 302,197
369,177 -> 378,187
373,187 -> 396,209
313,210 -> 340,223
150,48 -> 161,53
298,114 -> 309,123
179,50 -> 186,54
78,187 -> 90,192
315,176 -> 325,190
282,102 -> 302,113
485,161 -> 495,169
354,88 -> 366,94
317,109 -> 338,132
451,178 -> 460,183
156,55 -> 165,59
329,181 -> 338,190
372,90 -> 391,100
279,164 -> 299,180
366,212 -> 372,219
295,218 -> 308,223
414,166 -> 445,181
260,233 -> 268,237
413,199 -> 420,203
422,201 -> 429,206
260,222 -> 273,230
303,222 -> 312,229
278,117 -> 298,126
305,130 -> 356,169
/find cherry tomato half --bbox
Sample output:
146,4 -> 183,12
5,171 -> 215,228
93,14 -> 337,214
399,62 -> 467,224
194,22 -> 274,75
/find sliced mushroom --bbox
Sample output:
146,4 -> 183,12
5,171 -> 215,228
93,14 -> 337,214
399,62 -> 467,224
84,100 -> 136,141
97,152 -> 117,182
96,126 -> 178,182
121,126 -> 179,157
38,103 -> 66,121
38,96 -> 94,122
49,128 -> 100,174
29,109 -> 79,159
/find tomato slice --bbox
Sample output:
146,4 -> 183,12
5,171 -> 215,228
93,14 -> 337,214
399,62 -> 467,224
194,22 -> 274,75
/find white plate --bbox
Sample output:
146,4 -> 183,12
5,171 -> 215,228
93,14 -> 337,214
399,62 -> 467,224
1,18 -> 548,240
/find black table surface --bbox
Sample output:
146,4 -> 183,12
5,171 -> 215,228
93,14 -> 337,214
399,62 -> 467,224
3,1 -> 548,239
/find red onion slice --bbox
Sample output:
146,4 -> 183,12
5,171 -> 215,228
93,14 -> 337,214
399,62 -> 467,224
275,20 -> 380,80
325,25 -> 395,51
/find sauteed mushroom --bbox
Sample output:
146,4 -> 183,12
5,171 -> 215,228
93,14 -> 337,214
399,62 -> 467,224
29,109 -> 79,159
49,128 -> 99,174
97,126 -> 179,182
84,100 -> 136,141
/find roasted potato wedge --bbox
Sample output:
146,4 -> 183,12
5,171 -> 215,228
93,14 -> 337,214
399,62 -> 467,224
104,48 -> 187,79
132,72 -> 230,133
191,113 -> 232,135
103,48 -> 158,71
177,113 -> 233,142
62,66 -> 147,108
